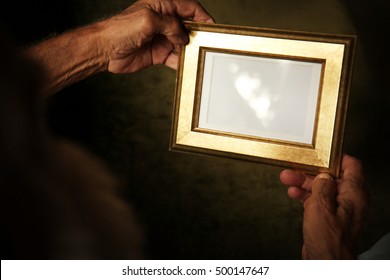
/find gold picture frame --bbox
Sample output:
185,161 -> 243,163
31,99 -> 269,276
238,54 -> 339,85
170,21 -> 356,177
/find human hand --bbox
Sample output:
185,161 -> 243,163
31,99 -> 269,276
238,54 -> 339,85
98,0 -> 214,73
279,154 -> 369,259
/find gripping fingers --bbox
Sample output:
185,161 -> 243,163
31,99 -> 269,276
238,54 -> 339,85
287,186 -> 311,202
172,0 -> 215,22
156,13 -> 189,45
280,169 -> 314,191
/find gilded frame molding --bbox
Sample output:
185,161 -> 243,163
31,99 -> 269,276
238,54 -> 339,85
170,22 -> 356,177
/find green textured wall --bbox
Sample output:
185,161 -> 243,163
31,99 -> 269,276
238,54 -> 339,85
6,0 -> 389,259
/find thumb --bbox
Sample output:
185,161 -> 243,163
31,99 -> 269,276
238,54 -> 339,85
308,173 -> 337,215
302,173 -> 340,259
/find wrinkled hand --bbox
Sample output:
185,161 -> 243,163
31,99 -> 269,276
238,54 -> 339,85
280,154 -> 369,259
99,0 -> 214,73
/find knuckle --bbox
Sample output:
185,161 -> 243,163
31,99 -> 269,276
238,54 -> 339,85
137,9 -> 158,32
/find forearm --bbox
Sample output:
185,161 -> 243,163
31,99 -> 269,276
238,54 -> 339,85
22,0 -> 214,96
24,22 -> 108,96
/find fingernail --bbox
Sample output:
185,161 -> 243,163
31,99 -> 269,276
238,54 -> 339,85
315,173 -> 333,181
206,18 -> 215,23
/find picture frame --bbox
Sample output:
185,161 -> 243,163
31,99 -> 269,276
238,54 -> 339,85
170,21 -> 356,177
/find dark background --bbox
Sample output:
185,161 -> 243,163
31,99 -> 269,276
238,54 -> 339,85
2,0 -> 389,259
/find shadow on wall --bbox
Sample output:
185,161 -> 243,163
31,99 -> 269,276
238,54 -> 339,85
4,0 -> 390,259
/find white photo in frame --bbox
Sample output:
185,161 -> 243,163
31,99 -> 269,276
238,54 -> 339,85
198,50 -> 323,145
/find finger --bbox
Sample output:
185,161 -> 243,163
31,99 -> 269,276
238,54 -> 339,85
287,186 -> 311,202
337,154 -> 369,238
165,44 -> 183,69
165,52 -> 178,69
337,154 -> 368,221
150,35 -> 179,67
279,169 -> 314,191
142,0 -> 215,23
172,0 -> 215,22
155,13 -> 189,45
340,154 -> 365,188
